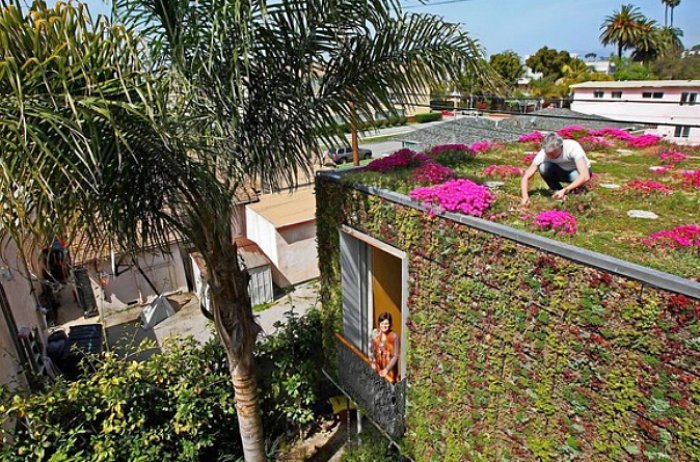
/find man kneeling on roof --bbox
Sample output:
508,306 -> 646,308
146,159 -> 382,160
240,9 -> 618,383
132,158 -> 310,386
520,132 -> 592,207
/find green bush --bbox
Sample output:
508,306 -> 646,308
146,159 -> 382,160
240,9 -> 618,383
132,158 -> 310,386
340,427 -> 403,462
398,116 -> 408,125
0,310 -> 326,462
412,112 -> 441,123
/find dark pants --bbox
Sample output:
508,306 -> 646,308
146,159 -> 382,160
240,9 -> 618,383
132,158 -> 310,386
538,162 -> 591,191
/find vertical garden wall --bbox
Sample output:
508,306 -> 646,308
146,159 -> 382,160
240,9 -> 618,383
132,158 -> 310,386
317,174 -> 699,461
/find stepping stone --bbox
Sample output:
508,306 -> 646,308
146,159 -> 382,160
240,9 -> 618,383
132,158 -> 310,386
627,210 -> 658,220
485,181 -> 504,189
649,166 -> 668,172
617,149 -> 633,154
599,183 -> 621,189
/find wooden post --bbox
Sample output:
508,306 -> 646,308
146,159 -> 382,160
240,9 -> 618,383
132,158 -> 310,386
350,102 -> 360,166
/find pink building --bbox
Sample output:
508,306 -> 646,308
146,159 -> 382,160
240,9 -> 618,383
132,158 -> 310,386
570,80 -> 700,145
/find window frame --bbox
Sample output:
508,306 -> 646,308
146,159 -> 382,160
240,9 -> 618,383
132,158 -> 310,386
593,90 -> 604,99
674,126 -> 690,138
611,91 -> 622,99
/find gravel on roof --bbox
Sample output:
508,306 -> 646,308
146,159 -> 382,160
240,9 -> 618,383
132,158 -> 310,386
397,108 -> 651,150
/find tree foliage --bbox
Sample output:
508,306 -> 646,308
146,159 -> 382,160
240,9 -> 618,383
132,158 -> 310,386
525,47 -> 575,80
489,50 -> 524,86
599,4 -> 644,59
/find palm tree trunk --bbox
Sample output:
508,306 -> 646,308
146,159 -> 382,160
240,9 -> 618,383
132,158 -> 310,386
670,6 -> 675,27
665,5 -> 668,27
209,244 -> 266,462
618,43 -> 623,59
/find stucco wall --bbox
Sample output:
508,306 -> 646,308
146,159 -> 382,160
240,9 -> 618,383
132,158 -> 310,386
276,222 -> 319,286
245,207 -> 279,266
0,239 -> 45,392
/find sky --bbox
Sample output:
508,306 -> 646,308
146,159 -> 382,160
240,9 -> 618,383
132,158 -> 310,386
49,0 -> 699,60
401,0 -> 700,58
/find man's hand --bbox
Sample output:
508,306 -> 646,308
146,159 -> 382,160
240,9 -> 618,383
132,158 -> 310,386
552,189 -> 567,200
520,197 -> 531,208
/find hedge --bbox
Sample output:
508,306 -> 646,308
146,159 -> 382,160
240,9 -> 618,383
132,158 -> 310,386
413,112 -> 443,123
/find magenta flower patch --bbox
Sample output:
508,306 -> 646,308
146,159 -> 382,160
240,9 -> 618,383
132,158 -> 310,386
579,135 -> 615,150
470,140 -> 496,154
626,179 -> 673,194
556,125 -> 588,140
643,225 -> 700,249
531,210 -> 577,236
658,150 -> 688,165
518,131 -> 544,144
411,162 -> 454,185
626,134 -> 662,149
522,153 -> 536,165
428,144 -> 472,158
681,170 -> 700,188
365,148 -> 429,173
589,127 -> 633,141
483,164 -> 522,179
409,179 -> 496,217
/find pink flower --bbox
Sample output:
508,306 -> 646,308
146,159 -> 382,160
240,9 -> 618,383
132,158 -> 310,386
365,148 -> 429,173
579,135 -> 615,150
626,134 -> 662,149
643,225 -> 700,249
483,164 -> 522,179
409,179 -> 496,217
532,210 -> 577,236
428,144 -> 473,158
650,165 -> 674,176
658,150 -> 688,165
522,153 -> 536,165
556,125 -> 588,140
411,162 -> 454,184
470,140 -> 496,154
626,179 -> 673,195
518,132 -> 544,144
681,170 -> 700,188
589,127 -> 633,141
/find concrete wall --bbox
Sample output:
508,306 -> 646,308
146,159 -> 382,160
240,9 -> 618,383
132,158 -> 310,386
571,86 -> 700,144
245,207 -> 279,265
0,238 -> 45,392
276,222 -> 319,287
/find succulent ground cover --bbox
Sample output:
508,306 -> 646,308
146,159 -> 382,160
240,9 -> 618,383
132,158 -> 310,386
343,127 -> 700,279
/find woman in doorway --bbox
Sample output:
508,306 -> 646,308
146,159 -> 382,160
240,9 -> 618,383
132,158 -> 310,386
370,312 -> 400,384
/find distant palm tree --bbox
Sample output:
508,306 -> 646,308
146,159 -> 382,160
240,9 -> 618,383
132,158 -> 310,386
600,4 -> 645,59
667,0 -> 681,27
631,18 -> 661,63
659,26 -> 685,56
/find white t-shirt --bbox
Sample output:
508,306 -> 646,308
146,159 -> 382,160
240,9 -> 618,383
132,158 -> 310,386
533,139 -> 591,171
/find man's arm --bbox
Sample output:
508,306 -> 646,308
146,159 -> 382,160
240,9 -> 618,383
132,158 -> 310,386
552,157 -> 590,199
520,164 -> 539,206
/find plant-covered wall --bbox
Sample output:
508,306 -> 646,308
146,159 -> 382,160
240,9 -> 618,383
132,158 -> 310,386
317,176 -> 699,461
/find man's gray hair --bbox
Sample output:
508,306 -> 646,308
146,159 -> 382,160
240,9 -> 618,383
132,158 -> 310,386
542,133 -> 564,153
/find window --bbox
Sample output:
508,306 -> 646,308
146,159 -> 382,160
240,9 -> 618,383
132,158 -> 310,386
593,91 -> 604,98
653,92 -> 664,99
680,92 -> 698,105
674,126 -> 690,138
642,92 -> 652,98
611,91 -> 622,99
340,227 -> 407,380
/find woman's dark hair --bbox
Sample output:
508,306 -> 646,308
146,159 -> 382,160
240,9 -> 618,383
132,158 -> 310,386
378,312 -> 392,325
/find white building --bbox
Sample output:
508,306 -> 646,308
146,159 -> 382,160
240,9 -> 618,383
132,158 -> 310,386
570,80 -> 700,144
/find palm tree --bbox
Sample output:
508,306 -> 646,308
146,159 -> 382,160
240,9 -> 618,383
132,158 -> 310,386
600,4 -> 644,59
631,17 -> 661,63
668,0 -> 681,27
2,1 -> 491,460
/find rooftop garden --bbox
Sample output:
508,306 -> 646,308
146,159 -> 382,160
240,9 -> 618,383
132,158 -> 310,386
341,126 -> 700,280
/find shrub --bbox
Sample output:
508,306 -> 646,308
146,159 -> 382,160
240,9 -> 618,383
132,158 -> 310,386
398,116 -> 408,125
427,144 -> 474,166
413,112 -> 442,123
0,311 -> 326,462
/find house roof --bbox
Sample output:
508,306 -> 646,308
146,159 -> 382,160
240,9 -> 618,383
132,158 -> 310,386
570,80 -> 700,89
246,186 -> 316,229
191,238 -> 271,280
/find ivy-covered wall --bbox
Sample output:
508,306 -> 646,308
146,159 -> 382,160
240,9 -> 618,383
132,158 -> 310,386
316,176 -> 699,462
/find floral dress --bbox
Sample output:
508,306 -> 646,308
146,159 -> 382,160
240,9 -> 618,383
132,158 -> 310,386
371,329 -> 399,384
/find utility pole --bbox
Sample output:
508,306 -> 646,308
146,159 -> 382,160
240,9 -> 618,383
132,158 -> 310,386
350,102 -> 360,166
